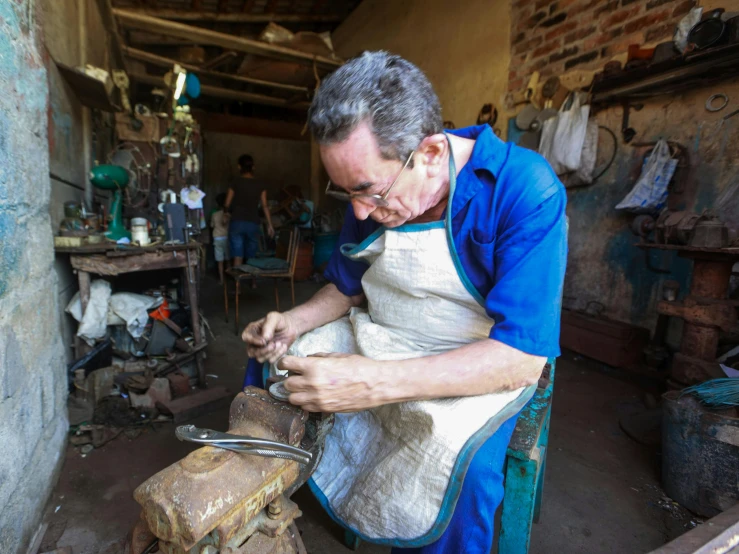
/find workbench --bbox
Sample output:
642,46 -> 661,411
55,242 -> 207,386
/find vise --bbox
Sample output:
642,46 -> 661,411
127,386 -> 333,554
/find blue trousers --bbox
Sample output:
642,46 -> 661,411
229,219 -> 260,260
243,359 -> 517,553
391,413 -> 518,553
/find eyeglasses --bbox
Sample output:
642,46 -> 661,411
324,150 -> 414,207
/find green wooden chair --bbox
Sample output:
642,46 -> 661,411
342,360 -> 555,552
498,359 -> 555,554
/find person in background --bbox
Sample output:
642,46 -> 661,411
224,154 -> 275,269
211,192 -> 230,284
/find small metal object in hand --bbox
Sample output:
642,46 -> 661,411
175,424 -> 312,465
269,380 -> 291,402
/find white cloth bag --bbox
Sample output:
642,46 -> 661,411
616,139 -> 677,213
539,93 -> 591,174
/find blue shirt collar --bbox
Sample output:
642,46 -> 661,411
446,125 -> 508,217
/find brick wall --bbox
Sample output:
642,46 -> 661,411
508,0 -> 696,91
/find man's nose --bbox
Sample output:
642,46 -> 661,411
351,199 -> 375,221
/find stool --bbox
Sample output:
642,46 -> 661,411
342,360 -> 555,552
498,360 -> 554,554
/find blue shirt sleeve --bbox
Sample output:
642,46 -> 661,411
324,207 -> 378,297
486,186 -> 567,358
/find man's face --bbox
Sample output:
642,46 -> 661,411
320,122 -> 426,228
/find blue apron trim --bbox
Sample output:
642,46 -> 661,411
393,220 -> 445,232
340,221 -> 446,261
262,362 -> 270,388
444,134 -> 486,308
340,226 -> 387,260
308,383 -> 537,548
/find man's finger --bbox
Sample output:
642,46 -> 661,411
242,319 -> 266,344
277,355 -> 310,373
261,312 -> 284,341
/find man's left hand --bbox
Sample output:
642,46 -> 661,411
279,353 -> 386,413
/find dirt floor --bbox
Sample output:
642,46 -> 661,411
38,274 -> 697,554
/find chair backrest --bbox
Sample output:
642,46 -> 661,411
286,227 -> 301,276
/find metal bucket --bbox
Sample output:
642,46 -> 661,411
661,391 -> 739,517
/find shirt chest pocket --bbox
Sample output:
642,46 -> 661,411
467,231 -> 496,285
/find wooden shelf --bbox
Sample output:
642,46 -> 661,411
591,43 -> 739,104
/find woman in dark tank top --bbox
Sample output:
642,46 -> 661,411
224,154 -> 275,267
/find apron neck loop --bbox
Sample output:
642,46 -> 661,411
443,132 -> 457,225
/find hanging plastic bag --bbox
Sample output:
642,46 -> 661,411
565,119 -> 599,187
615,139 -> 677,213
539,92 -> 591,174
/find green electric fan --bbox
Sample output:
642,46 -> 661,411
89,164 -> 131,241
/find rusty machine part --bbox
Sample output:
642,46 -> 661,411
639,239 -> 739,386
653,210 -> 729,248
128,386 -> 334,554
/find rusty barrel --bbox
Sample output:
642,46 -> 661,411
661,391 -> 739,517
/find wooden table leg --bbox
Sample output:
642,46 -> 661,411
183,262 -> 206,388
74,271 -> 92,358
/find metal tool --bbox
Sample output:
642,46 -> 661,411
269,380 -> 291,402
176,424 -> 312,465
183,223 -> 194,283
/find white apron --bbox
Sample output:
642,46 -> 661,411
277,149 -> 536,545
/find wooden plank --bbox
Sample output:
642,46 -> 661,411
119,8 -> 343,23
55,242 -> 201,255
200,50 -> 238,70
78,271 -> 91,314
156,385 -> 232,423
130,72 -> 311,110
56,63 -> 121,112
123,46 -> 309,94
70,251 -> 195,276
113,9 -> 342,69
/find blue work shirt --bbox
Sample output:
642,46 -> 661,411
325,125 -> 567,358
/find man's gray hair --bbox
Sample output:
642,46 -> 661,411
308,51 -> 443,162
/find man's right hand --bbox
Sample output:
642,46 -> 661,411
242,311 -> 298,363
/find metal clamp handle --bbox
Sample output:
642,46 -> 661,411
176,425 -> 312,465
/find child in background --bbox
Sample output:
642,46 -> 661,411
211,193 -> 231,284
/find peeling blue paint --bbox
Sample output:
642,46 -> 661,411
0,210 -> 19,297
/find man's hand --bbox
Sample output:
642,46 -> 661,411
267,225 -> 275,238
280,353 -> 387,413
242,312 -> 298,363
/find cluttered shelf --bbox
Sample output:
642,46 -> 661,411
590,42 -> 739,104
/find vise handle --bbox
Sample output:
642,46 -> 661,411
176,424 -> 312,465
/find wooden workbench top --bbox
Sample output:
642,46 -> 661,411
54,241 -> 201,256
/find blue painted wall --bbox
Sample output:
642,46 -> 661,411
563,80 -> 739,336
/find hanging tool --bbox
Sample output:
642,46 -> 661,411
621,101 -> 643,143
176,424 -> 312,465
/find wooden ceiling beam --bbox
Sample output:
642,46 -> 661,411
130,71 -> 311,110
113,8 -> 343,23
114,9 -> 342,68
122,46 -> 311,94
200,50 -> 238,70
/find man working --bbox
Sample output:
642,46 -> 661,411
243,51 -> 567,553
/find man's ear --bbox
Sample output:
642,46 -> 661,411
417,133 -> 448,178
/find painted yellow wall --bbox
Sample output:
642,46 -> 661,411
332,0 -> 511,131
